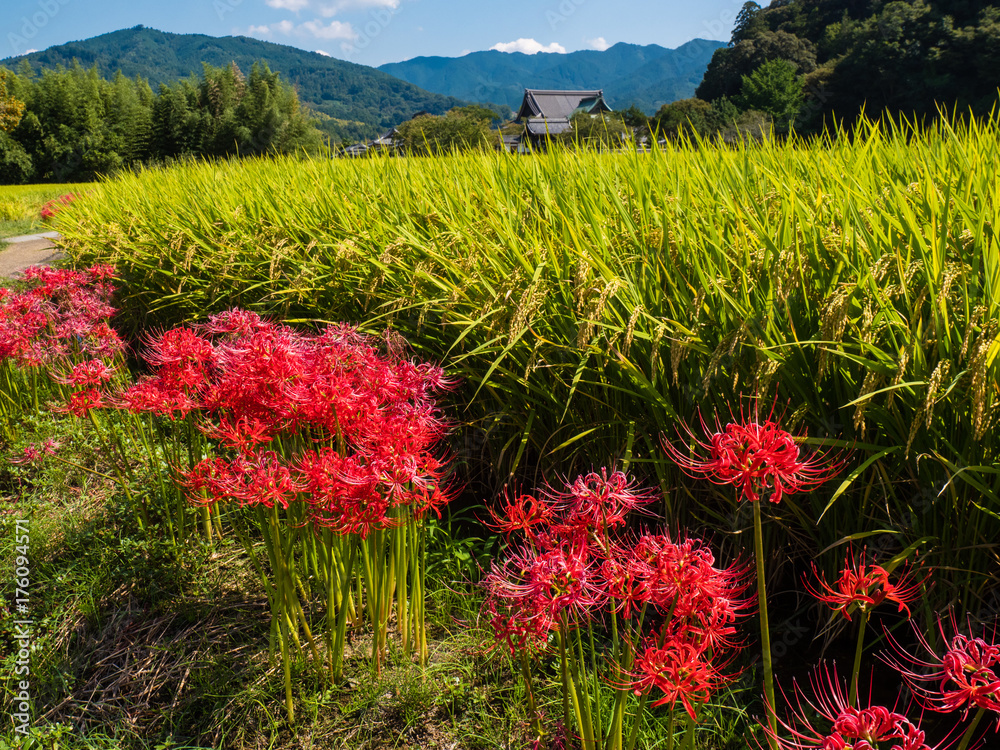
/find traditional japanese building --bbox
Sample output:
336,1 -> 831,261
514,89 -> 613,148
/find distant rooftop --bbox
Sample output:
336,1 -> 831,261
515,89 -> 611,122
524,117 -> 573,136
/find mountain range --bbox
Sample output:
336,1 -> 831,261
0,26 -> 466,141
1,28 -> 723,140
378,39 -> 726,114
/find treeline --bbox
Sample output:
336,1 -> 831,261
0,61 -> 324,184
687,0 -> 1000,134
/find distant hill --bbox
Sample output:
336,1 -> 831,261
378,40 -> 726,114
0,26 -> 468,141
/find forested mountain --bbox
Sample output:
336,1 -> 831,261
696,0 -> 1000,129
0,26 -> 467,141
378,39 -> 726,114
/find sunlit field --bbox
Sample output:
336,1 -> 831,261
4,115 -> 1000,749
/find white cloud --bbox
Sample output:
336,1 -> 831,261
585,36 -> 610,51
314,49 -> 331,56
24,48 -> 37,54
266,0 -> 310,10
316,0 -> 399,17
490,38 -> 566,54
300,19 -> 356,40
245,18 -> 353,41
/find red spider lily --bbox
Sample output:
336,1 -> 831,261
296,448 -> 393,538
504,544 -> 603,623
201,308 -> 277,337
40,193 -> 77,220
543,468 -> 657,536
482,563 -> 555,654
0,265 -> 122,368
200,415 -> 275,453
629,634 -> 729,720
144,327 -> 217,390
56,387 -> 106,417
805,549 -> 926,621
180,451 -> 305,510
53,359 -> 118,387
885,615 -> 1000,720
624,532 -> 754,638
111,377 -> 200,419
120,310 -> 453,540
10,440 -> 57,465
664,401 -> 843,504
768,664 -> 938,750
598,555 -> 648,618
487,492 -> 553,536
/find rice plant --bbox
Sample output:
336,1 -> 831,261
55,113 -> 1000,626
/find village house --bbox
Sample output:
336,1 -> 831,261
513,89 -> 613,149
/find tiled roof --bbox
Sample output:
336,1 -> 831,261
516,90 -> 609,121
524,117 -> 573,136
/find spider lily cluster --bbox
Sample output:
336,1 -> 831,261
0,265 -> 122,440
14,290 -> 456,722
483,469 -> 753,750
105,310 -> 454,720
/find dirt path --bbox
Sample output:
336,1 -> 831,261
0,231 -> 64,278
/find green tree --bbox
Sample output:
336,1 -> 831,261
0,70 -> 25,132
450,104 -> 502,125
697,30 -> 817,102
731,2 -> 764,46
0,131 -> 33,183
737,59 -> 804,130
396,108 -> 498,154
653,98 -> 713,138
560,112 -> 628,149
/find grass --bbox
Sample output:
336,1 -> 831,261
0,184 -> 87,246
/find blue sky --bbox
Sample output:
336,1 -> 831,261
2,0 -> 739,67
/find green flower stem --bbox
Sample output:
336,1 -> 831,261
849,615 -> 867,706
87,409 -> 148,530
331,537 -> 357,682
574,622 -> 597,749
586,621 -> 603,747
957,706 -> 985,750
624,690 -> 651,750
682,712 -> 696,750
559,623 -> 573,750
519,650 -> 543,743
45,454 -> 121,484
753,499 -> 777,747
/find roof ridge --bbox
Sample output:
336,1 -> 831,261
524,88 -> 604,94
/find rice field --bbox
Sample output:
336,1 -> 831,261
55,117 -> 1000,617
0,183 -> 87,241
5,114 -> 1000,748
